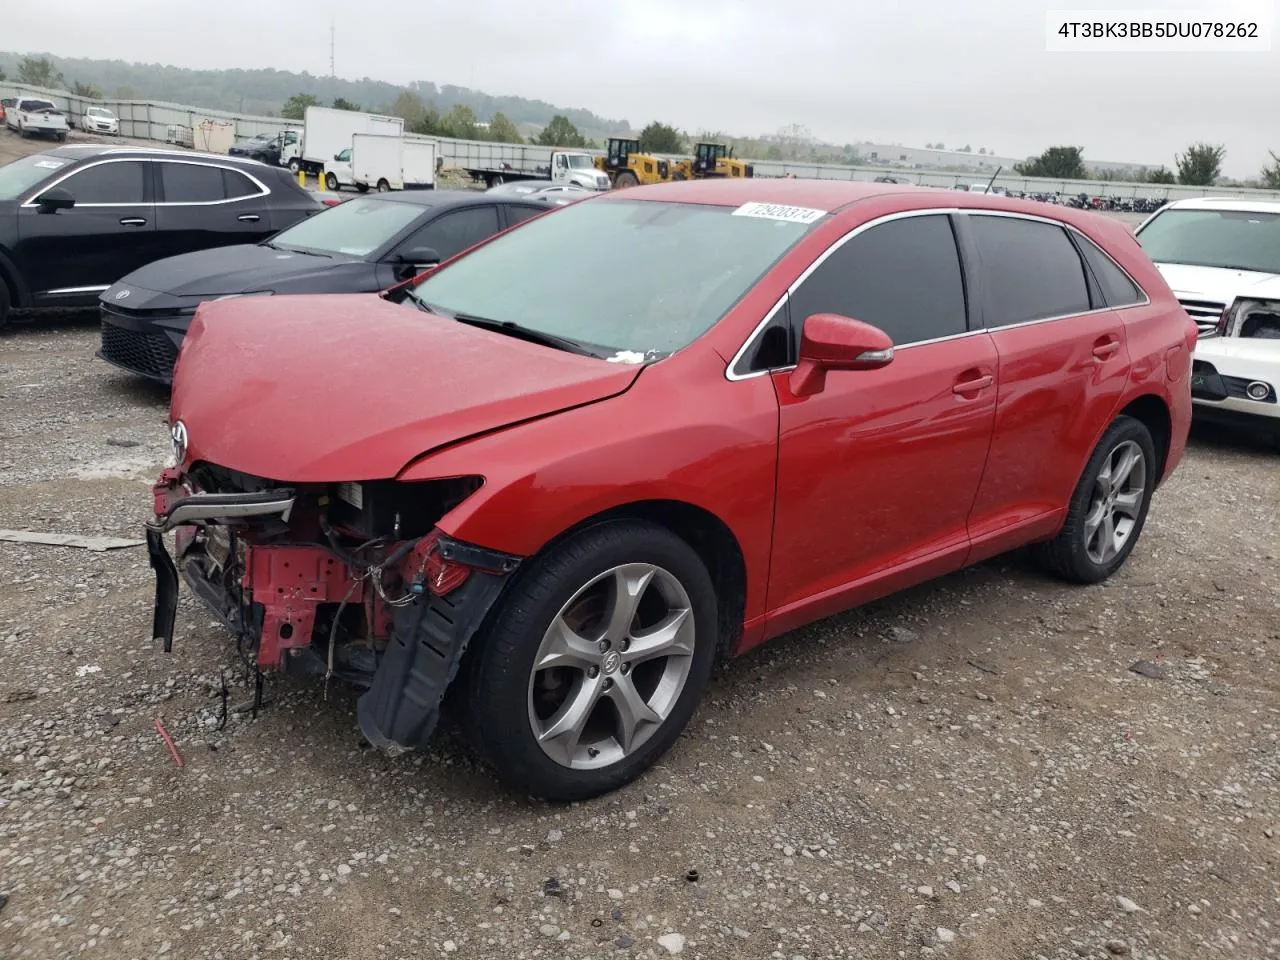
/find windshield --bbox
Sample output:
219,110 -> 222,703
0,154 -> 69,200
565,155 -> 594,169
87,108 -> 114,118
269,196 -> 423,257
1137,208 -> 1280,274
408,198 -> 819,358
21,100 -> 57,112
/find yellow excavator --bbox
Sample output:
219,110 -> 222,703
677,141 -> 755,180
595,138 -> 677,188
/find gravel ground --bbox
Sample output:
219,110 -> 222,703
1,128 -> 1278,959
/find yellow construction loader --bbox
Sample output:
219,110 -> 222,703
595,138 -> 678,188
678,141 -> 754,180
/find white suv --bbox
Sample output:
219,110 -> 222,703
1134,197 -> 1280,445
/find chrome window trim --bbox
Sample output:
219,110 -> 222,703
726,206 -> 1152,381
44,284 -> 110,295
19,156 -> 270,209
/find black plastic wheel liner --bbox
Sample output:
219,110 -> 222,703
357,570 -> 510,754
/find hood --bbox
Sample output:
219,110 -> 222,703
171,294 -> 642,482
1152,261 -> 1280,304
108,244 -> 370,304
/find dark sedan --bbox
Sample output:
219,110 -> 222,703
97,190 -> 574,382
0,145 -> 323,330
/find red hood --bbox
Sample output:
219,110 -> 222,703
171,294 -> 641,482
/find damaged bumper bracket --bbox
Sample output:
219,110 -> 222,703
151,488 -> 297,533
357,555 -> 517,755
147,527 -> 180,652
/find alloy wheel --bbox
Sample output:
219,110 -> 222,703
1083,439 -> 1147,565
527,563 -> 696,771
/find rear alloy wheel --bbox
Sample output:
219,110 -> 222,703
1035,415 -> 1157,583
465,521 -> 717,801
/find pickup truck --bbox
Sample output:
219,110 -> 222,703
9,98 -> 69,141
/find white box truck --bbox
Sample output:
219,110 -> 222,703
323,135 -> 438,193
280,106 -> 405,177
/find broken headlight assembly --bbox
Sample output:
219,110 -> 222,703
1215,298 -> 1280,339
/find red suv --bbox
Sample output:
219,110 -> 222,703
145,180 -> 1195,800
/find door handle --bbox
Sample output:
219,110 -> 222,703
119,217 -> 147,226
1092,338 -> 1121,360
953,374 -> 993,395
237,214 -> 261,222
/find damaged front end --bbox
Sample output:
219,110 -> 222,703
146,463 -> 521,753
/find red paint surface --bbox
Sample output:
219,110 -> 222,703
166,181 -> 1193,660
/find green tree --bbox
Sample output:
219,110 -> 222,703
71,81 -> 103,99
535,114 -> 587,148
281,93 -> 320,120
1176,142 -> 1225,185
17,56 -> 64,89
1146,166 -> 1176,184
638,121 -> 684,154
331,97 -> 361,111
441,104 -> 479,139
390,91 -> 428,129
959,144 -> 972,153
485,112 -> 522,144
1260,152 -> 1280,189
1014,146 -> 1087,179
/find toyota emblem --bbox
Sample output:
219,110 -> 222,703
170,420 -> 188,465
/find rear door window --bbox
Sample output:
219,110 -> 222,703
968,215 -> 1091,327
159,162 -> 227,203
506,203 -> 548,227
787,213 -> 969,346
60,161 -> 148,204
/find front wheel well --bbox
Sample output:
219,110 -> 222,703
1117,394 -> 1172,483
504,500 -> 748,664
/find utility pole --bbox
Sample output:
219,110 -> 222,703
329,20 -> 336,77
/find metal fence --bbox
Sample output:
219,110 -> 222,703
4,80 -> 1279,201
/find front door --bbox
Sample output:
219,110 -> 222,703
765,212 -> 998,635
17,158 -> 158,303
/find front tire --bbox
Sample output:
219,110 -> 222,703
1035,415 -> 1157,583
465,520 -> 718,801
288,158 -> 301,175
376,178 -> 390,193
613,170 -> 639,189
324,172 -> 339,192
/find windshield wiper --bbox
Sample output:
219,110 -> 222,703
450,312 -> 603,358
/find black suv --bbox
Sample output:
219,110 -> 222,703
0,145 -> 324,329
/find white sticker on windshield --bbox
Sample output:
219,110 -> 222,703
606,350 -> 646,364
731,202 -> 826,224
34,159 -> 66,170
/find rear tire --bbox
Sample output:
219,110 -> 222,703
1034,415 -> 1157,584
464,520 -> 718,801
376,178 -> 390,193
613,170 -> 639,189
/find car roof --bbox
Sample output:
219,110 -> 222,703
41,144 -> 277,167
357,189 -> 526,209
1160,196 -> 1280,215
605,178 -> 1133,233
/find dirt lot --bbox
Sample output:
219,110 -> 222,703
1,129 -> 1278,960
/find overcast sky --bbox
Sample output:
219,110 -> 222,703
6,0 -> 1279,177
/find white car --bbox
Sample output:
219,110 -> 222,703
11,98 -> 69,140
81,106 -> 119,135
1134,196 -> 1280,444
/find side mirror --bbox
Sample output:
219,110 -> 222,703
35,187 -> 75,213
392,246 -> 441,279
789,313 -> 894,397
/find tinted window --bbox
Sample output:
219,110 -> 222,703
222,169 -> 259,199
506,203 -> 547,227
1076,233 -> 1144,307
969,215 -> 1090,327
62,161 -> 147,204
409,206 -> 501,260
788,214 -> 967,345
160,162 -> 225,202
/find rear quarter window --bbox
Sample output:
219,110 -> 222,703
1075,233 -> 1145,307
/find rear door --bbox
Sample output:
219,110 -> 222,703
16,158 -> 158,301
153,159 -> 275,258
960,212 -> 1131,561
